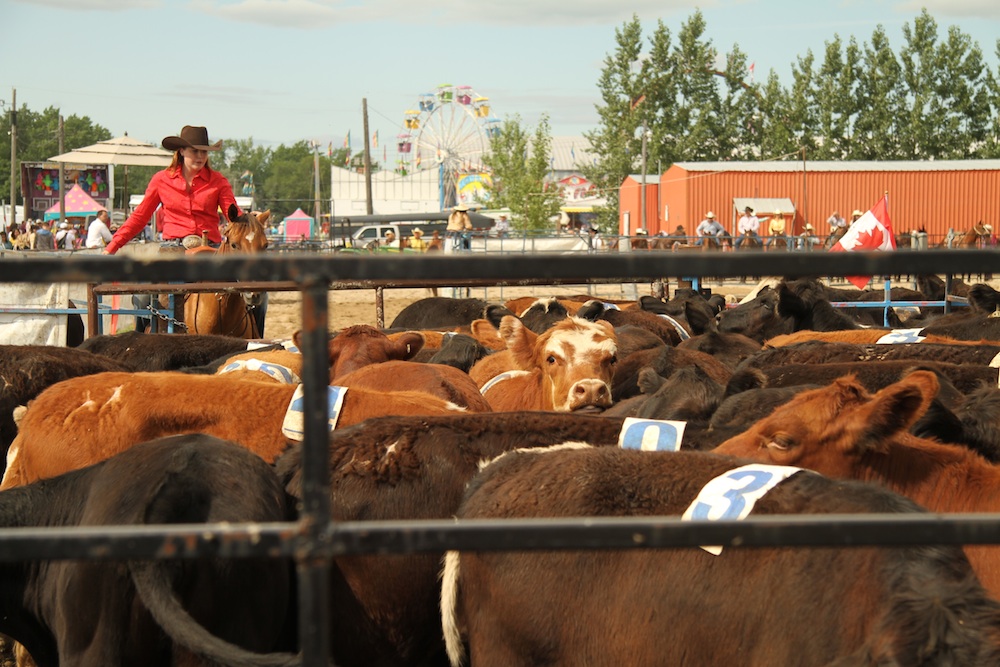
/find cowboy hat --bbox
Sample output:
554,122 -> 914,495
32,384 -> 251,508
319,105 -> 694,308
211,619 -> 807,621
852,209 -> 863,217
411,227 -> 424,235
162,126 -> 223,152
705,211 -> 715,219
453,204 -> 470,212
804,223 -> 814,230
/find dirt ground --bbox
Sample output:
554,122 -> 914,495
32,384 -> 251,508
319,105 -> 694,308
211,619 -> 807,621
263,279 -> 758,339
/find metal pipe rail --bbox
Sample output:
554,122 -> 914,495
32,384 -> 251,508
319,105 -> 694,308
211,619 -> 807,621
1,249 -> 999,666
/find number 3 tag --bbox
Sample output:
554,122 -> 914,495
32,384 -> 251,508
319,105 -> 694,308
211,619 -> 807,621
681,464 -> 803,556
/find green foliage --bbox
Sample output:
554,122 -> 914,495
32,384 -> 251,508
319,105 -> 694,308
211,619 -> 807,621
482,114 -> 562,232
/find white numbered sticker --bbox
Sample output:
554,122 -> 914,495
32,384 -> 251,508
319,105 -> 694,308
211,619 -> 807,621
876,328 -> 925,344
618,418 -> 686,452
282,385 -> 348,441
682,464 -> 803,555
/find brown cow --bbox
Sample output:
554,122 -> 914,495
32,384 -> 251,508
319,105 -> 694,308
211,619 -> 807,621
2,372 -> 465,489
325,325 -> 425,380
713,370 -> 1000,598
275,412 -> 629,667
335,360 -> 492,412
443,446 -> 1000,666
481,316 -> 617,412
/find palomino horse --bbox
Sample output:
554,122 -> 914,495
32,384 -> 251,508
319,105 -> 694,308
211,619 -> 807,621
184,210 -> 270,338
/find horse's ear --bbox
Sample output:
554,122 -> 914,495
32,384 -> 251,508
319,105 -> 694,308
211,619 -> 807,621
257,210 -> 271,225
228,204 -> 243,222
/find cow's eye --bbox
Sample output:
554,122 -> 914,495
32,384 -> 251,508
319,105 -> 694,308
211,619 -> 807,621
609,355 -> 617,365
546,355 -> 556,365
766,435 -> 794,451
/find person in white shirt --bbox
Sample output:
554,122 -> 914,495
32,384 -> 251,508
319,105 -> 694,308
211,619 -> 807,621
734,206 -> 760,249
694,211 -> 724,245
85,209 -> 114,249
382,230 -> 401,250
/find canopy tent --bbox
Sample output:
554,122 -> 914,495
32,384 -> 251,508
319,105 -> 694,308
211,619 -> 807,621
48,134 -> 173,167
43,184 -> 104,221
282,208 -> 314,239
732,198 -> 796,219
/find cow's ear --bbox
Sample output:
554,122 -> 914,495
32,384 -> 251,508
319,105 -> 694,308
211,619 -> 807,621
637,367 -> 664,395
850,371 -> 937,454
499,316 -> 536,367
391,332 -> 425,360
469,319 -> 505,350
684,298 -> 716,335
484,304 -> 515,329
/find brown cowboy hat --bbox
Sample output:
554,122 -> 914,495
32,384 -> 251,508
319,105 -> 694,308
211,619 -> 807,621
162,126 -> 223,152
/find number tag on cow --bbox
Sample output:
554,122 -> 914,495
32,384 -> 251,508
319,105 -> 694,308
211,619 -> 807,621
281,385 -> 348,441
876,328 -> 925,344
618,418 -> 685,452
681,464 -> 803,556
219,359 -> 301,384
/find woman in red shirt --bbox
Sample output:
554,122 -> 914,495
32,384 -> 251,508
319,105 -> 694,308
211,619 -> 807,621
105,126 -> 267,334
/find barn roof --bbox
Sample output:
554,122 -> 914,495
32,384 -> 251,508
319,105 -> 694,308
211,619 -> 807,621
671,159 -> 1000,173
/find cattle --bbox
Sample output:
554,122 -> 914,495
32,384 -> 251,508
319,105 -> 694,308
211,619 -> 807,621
739,340 -> 1000,371
274,411 -> 628,667
480,316 -> 617,412
0,434 -> 297,667
442,445 -> 1000,667
2,371 -> 466,489
758,359 -> 997,395
504,295 -> 636,317
516,297 -> 570,332
388,297 -> 513,330
713,370 -> 1000,598
575,300 -> 682,346
612,343 -> 731,401
955,383 -> 1000,462
326,324 -> 424,380
78,331 -> 264,371
605,365 -> 723,424
764,328 -> 982,347
426,333 -> 494,373
0,346 -> 132,459
335,360 -> 492,412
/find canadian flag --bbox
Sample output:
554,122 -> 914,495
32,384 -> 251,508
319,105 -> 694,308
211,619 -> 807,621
829,194 -> 895,289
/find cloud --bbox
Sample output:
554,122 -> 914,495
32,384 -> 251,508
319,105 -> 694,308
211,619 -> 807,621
192,0 -> 707,29
893,0 -> 1000,20
13,0 -> 158,9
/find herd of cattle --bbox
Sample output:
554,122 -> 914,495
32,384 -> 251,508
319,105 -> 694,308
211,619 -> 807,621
6,273 -> 1000,665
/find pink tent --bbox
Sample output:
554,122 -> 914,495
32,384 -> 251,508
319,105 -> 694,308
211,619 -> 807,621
283,208 -> 314,239
43,184 -> 105,221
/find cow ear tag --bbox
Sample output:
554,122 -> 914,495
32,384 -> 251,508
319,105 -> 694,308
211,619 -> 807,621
618,418 -> 685,452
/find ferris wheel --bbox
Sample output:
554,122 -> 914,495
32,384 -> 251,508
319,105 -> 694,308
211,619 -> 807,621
396,84 -> 500,207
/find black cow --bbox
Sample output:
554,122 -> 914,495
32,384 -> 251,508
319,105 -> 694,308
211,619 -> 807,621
517,297 -> 570,333
576,301 -> 682,346
444,447 -> 1000,666
738,341 -> 1000,372
426,333 -> 494,373
0,434 -> 297,667
78,331 -> 262,371
612,343 -> 731,401
388,297 -> 514,330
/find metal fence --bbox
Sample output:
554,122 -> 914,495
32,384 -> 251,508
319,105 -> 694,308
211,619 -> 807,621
3,249 -> 1000,666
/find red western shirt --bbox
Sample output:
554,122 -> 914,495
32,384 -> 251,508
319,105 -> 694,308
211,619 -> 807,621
105,165 -> 240,254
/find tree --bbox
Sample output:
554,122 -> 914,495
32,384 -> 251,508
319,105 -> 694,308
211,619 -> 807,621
853,25 -> 905,159
812,36 -> 862,159
482,114 -> 561,232
259,141 -> 318,221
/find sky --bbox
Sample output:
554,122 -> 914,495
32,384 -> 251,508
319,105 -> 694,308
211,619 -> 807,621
2,0 -> 999,159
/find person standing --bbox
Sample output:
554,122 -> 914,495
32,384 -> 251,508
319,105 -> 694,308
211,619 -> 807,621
102,125 -> 259,333
446,205 -> 472,251
85,209 -> 114,248
694,211 -> 724,245
734,206 -> 760,249
32,220 -> 56,251
494,214 -> 510,238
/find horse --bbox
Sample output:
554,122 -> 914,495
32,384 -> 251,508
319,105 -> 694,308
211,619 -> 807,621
824,226 -> 847,250
183,210 -> 271,339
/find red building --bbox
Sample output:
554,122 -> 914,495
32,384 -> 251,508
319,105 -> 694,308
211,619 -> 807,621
619,160 -> 1000,242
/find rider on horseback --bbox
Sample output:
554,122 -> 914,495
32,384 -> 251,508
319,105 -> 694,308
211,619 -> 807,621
734,206 -> 760,250
694,211 -> 725,246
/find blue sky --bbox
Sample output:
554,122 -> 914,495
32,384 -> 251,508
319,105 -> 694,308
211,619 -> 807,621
2,0 -> 999,155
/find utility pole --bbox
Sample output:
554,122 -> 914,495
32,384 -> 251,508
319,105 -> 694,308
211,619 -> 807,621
312,142 -> 321,223
640,117 -> 648,234
362,98 -> 373,215
9,87 -> 16,230
58,114 -> 66,226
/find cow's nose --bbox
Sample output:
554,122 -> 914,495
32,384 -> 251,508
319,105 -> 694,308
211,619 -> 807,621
570,380 -> 611,409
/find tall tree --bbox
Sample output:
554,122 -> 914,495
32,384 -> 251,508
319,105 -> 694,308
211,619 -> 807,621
853,25 -> 905,159
812,36 -> 862,159
671,10 -> 725,160
483,114 -> 561,232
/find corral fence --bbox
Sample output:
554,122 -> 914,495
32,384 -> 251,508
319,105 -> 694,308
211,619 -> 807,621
3,250 -> 1000,666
